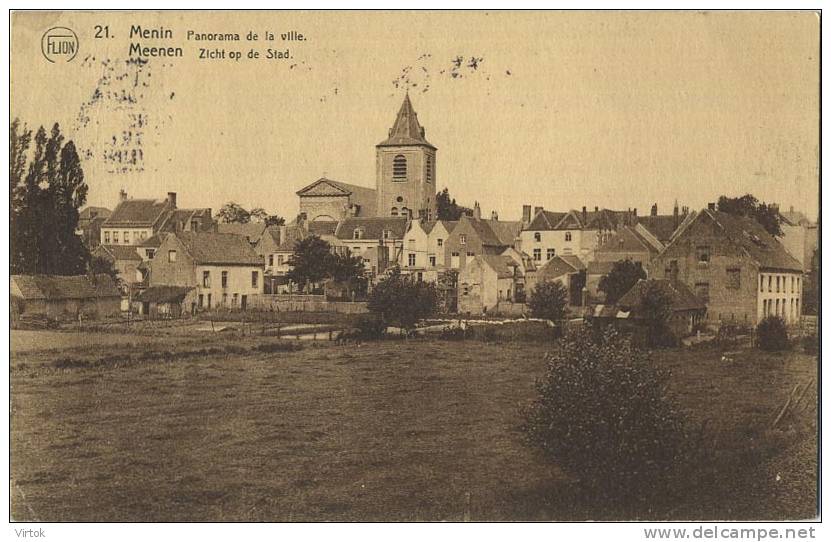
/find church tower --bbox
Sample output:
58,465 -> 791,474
376,94 -> 437,220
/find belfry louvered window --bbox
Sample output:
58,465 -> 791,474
425,155 -> 433,183
393,155 -> 407,181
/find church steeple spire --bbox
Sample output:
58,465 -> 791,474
377,94 -> 435,149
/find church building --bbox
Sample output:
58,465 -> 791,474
296,94 -> 437,221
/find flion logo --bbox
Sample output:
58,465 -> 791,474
41,27 -> 79,63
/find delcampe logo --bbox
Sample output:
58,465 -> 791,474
41,27 -> 79,63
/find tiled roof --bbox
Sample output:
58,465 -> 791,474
536,256 -> 581,281
105,199 -> 169,227
96,244 -> 142,261
139,234 -> 163,248
335,217 -> 409,240
136,285 -> 194,304
262,225 -> 307,253
79,206 -> 111,221
560,255 -> 586,271
308,221 -> 338,237
377,94 -> 436,149
423,220 -> 457,235
596,226 -> 657,255
486,220 -> 522,245
465,218 -> 506,247
637,215 -> 682,243
296,178 -> 378,217
527,210 -> 568,231
704,210 -> 802,272
617,278 -> 706,315
174,232 -> 263,266
480,254 -> 521,279
11,274 -> 121,300
216,222 -> 268,241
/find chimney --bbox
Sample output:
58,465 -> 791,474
633,208 -> 637,217
522,204 -> 532,226
651,203 -> 658,216
119,188 -> 128,202
708,202 -> 716,211
582,206 -> 587,223
594,206 -> 599,213
673,203 -> 679,229
534,206 -> 543,216
491,210 -> 499,221
473,201 -> 481,220
167,192 -> 177,209
789,205 -> 794,213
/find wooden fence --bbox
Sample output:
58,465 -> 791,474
247,294 -> 368,314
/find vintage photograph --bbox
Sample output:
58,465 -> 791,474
9,10 -> 820,523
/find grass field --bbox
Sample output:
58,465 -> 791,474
10,330 -> 817,521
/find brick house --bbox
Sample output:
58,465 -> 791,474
519,205 -> 634,265
458,250 -> 528,316
255,224 -> 308,293
332,217 -> 409,277
444,207 -> 521,271
399,219 -> 457,280
150,232 -> 264,311
650,208 -> 803,326
593,224 -> 663,267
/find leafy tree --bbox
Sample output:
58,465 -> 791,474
367,269 -> 438,331
88,255 -> 119,282
598,260 -> 646,304
522,327 -> 688,495
217,202 -> 252,223
716,194 -> 782,236
639,280 -> 675,347
529,280 -> 568,322
756,316 -> 790,351
286,236 -> 335,291
330,251 -> 367,298
251,207 -> 286,226
435,187 -> 472,221
10,121 -> 89,275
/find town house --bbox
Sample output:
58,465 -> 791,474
150,231 -> 264,311
650,207 -> 804,326
444,205 -> 521,270
332,216 -> 409,276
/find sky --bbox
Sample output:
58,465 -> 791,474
11,10 -> 820,221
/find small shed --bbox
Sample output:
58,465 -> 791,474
134,286 -> 196,318
10,274 -> 122,322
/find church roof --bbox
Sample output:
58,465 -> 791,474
377,94 -> 436,149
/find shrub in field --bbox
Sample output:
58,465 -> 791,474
521,327 -> 688,495
528,280 -> 568,323
355,313 -> 385,339
253,342 -> 303,353
756,316 -> 790,351
367,269 -> 437,332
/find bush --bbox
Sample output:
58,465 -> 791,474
521,327 -> 688,495
355,313 -> 385,339
756,316 -> 790,351
253,342 -> 303,353
528,280 -> 568,322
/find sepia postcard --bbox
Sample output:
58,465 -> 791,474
8,8 -> 821,530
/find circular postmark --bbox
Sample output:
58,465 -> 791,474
41,27 -> 79,63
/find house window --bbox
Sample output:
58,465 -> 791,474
429,256 -> 436,267
124,231 -> 130,244
425,155 -> 433,183
726,267 -> 741,289
392,154 -> 407,181
451,252 -> 460,268
268,255 -> 274,267
694,282 -> 710,302
277,255 -> 284,265
565,232 -> 572,242
353,247 -> 361,252
221,271 -> 228,288
696,245 -> 710,265
113,231 -> 119,244
141,231 -> 147,240
437,238 -> 443,247
408,253 -> 416,266
768,275 -> 772,292
791,276 -> 795,293
776,276 -> 780,293
466,251 -> 475,257
462,283 -> 469,296
232,293 -> 238,307
202,271 -> 211,288
533,248 -> 541,261
353,228 -> 363,240
383,230 -> 391,240
104,231 -> 110,244
252,271 -> 259,288
191,220 -> 198,231
759,275 -> 764,292
534,232 -> 541,242
198,294 -> 204,308
459,234 -> 467,245
401,207 -> 410,218
547,248 -> 556,260
207,293 -> 211,308
168,250 -> 176,262
391,207 -> 398,216
147,249 -> 155,260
